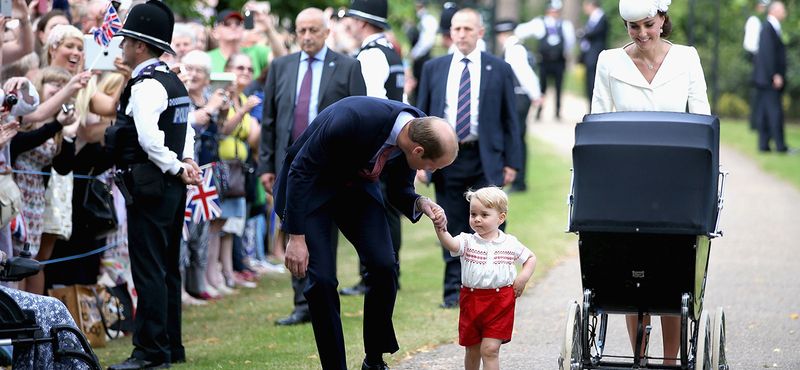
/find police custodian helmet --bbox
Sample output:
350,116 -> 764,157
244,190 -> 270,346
117,0 -> 176,55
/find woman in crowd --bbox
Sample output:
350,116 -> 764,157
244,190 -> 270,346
180,49 -> 232,300
206,52 -> 260,291
591,0 -> 710,364
34,10 -> 70,67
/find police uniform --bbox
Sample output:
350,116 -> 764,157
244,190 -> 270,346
106,1 -> 194,369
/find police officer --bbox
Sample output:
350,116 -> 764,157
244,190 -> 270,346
341,0 -> 406,298
107,1 -> 201,369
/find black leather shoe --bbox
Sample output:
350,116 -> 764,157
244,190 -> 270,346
362,360 -> 389,370
275,311 -> 311,326
340,282 -> 366,296
108,357 -> 170,370
440,300 -> 458,309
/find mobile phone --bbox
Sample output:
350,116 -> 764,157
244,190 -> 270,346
83,35 -> 123,71
61,104 -> 75,113
244,10 -> 255,30
1,0 -> 12,18
209,72 -> 236,92
38,0 -> 48,15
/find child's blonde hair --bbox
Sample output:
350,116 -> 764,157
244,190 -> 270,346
464,186 -> 508,214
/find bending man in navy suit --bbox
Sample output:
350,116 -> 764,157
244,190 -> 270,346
274,96 -> 459,370
416,8 -> 521,309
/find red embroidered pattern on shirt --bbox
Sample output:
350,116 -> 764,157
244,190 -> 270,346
464,247 -> 487,265
493,250 -> 516,265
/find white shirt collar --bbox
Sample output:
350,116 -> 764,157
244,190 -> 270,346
767,15 -> 781,34
452,46 -> 482,65
361,33 -> 387,48
301,45 -> 328,63
473,229 -> 508,243
589,8 -> 604,23
133,58 -> 161,76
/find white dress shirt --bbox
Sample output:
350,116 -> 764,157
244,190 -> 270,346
514,15 -> 575,55
591,43 -> 711,115
296,46 -> 328,124
444,48 -> 481,140
743,14 -> 762,54
357,33 -> 393,99
126,58 -> 196,175
503,36 -> 541,101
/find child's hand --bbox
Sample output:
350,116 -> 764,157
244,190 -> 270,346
512,276 -> 529,298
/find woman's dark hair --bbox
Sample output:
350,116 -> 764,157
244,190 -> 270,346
623,11 -> 672,38
659,11 -> 672,38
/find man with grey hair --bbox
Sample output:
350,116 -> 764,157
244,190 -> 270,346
257,7 -> 367,327
79,0 -> 109,34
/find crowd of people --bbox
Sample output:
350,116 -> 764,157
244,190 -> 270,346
0,0 -> 736,368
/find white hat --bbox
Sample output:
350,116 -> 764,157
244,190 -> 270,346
619,0 -> 671,22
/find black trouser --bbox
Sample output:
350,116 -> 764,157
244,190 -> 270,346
538,60 -> 566,118
512,94 -> 532,191
127,173 -> 186,364
304,186 -> 399,369
291,226 -> 338,315
433,145 -> 503,303
756,88 -> 787,152
355,175 -> 402,285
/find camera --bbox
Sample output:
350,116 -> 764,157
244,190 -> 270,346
1,90 -> 18,111
61,104 -> 75,113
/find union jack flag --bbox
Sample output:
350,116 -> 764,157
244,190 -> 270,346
91,2 -> 122,47
182,204 -> 193,241
187,167 -> 221,223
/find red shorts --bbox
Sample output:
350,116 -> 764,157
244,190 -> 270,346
458,286 -> 516,347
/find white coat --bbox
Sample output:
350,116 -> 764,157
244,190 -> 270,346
591,42 -> 711,115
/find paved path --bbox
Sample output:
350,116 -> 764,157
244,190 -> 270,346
394,94 -> 800,369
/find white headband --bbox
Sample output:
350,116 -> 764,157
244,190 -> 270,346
619,0 -> 671,22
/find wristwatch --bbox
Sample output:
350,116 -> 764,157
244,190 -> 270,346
175,167 -> 185,177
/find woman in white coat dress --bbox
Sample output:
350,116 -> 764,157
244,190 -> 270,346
590,0 -> 711,365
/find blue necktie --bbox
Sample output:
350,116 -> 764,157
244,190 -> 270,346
456,58 -> 471,142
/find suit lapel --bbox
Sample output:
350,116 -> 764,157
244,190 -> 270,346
435,55 -> 455,115
288,54 -> 300,109
479,52 -> 490,113
317,52 -> 336,105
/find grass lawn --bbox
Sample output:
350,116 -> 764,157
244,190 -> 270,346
719,118 -> 800,189
97,136 -> 575,369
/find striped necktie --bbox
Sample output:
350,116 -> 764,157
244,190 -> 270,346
456,58 -> 471,142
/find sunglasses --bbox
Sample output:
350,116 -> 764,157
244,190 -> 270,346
232,65 -> 254,74
220,20 -> 244,27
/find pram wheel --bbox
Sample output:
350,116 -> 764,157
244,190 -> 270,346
712,307 -> 727,370
695,311 -> 711,370
559,301 -> 583,370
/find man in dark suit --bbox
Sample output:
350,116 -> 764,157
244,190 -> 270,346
416,8 -> 521,309
752,1 -> 794,154
274,96 -> 458,370
578,0 -> 607,108
256,7 -> 367,326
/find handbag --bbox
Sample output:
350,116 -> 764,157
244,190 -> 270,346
0,166 -> 22,228
48,284 -> 113,348
215,124 -> 247,199
83,168 -> 119,238
106,283 -> 135,333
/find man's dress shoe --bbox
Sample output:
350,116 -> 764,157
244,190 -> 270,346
362,360 -> 389,369
108,357 -> 171,370
340,282 -> 367,296
274,311 -> 311,326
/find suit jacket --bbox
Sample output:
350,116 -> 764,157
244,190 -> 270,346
256,49 -> 367,177
274,96 -> 424,235
591,44 -> 711,115
752,19 -> 786,91
416,52 -> 521,184
580,12 -> 608,67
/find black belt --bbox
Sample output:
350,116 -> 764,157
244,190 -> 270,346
459,140 -> 479,150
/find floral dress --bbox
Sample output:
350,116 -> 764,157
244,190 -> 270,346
12,139 -> 57,255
